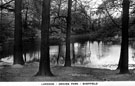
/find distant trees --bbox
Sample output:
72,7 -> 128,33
36,0 -> 53,76
22,0 -> 38,39
71,1 -> 92,34
13,0 -> 24,65
0,0 -> 14,42
0,0 -> 40,40
95,0 -> 122,41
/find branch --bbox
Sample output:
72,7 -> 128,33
129,18 -> 135,28
53,15 -> 67,24
0,6 -> 14,12
0,0 -> 14,7
102,0 -> 121,29
0,0 -> 14,12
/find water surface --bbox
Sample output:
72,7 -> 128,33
0,40 -> 135,70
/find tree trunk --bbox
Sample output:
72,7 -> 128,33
72,43 -> 75,64
58,0 -> 61,17
74,0 -> 77,11
23,6 -> 28,31
119,0 -> 130,74
57,44 -> 61,64
64,0 -> 72,67
14,0 -> 24,65
36,0 -> 53,76
1,0 -> 2,28
117,54 -> 121,69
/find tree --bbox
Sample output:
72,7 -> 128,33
64,0 -> 72,67
97,0 -> 135,70
119,0 -> 130,74
36,0 -> 53,76
14,0 -> 24,65
72,43 -> 75,64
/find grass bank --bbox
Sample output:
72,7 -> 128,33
0,62 -> 135,81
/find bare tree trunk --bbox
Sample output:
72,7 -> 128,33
64,0 -> 72,67
36,0 -> 53,76
72,43 -> 75,64
57,0 -> 61,17
14,0 -> 24,65
119,0 -> 130,74
57,44 -> 61,64
74,0 -> 77,11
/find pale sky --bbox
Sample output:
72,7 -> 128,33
80,0 -> 103,18
81,0 -> 103,10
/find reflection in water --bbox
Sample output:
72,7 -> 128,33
0,40 -> 135,70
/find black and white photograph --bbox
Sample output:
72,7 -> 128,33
0,0 -> 135,86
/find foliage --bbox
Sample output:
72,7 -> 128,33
0,12 -> 14,42
1,0 -> 135,42
0,0 -> 41,41
96,0 -> 135,39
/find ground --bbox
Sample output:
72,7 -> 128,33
0,62 -> 135,81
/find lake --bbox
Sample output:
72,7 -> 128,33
0,39 -> 135,70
